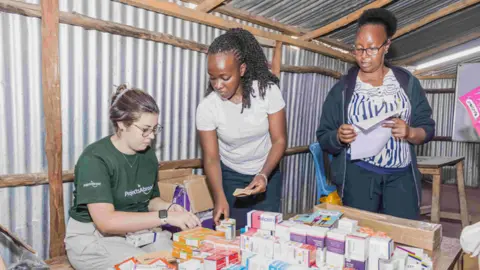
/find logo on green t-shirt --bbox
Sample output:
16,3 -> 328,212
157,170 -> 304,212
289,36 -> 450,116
124,184 -> 154,197
83,181 -> 102,188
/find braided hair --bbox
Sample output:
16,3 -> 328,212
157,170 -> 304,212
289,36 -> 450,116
207,28 -> 279,112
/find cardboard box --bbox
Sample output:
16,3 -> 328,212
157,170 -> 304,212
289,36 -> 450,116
158,174 -> 214,213
315,204 -> 442,251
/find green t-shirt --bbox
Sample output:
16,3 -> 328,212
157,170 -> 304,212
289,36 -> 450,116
69,136 -> 160,223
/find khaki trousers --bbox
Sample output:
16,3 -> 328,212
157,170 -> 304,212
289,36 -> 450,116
65,218 -> 172,270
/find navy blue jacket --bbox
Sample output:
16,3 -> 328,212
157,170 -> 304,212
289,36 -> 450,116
316,65 -> 435,205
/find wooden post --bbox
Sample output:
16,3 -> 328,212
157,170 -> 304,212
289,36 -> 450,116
272,41 -> 283,78
41,0 -> 65,258
456,160 -> 470,227
431,171 -> 442,224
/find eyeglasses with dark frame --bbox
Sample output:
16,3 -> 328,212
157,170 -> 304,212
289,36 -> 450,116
132,124 -> 162,137
352,39 -> 389,57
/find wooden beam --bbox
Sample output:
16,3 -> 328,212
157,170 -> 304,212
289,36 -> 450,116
0,135 -> 457,188
394,31 -> 480,65
41,0 -> 65,258
183,0 -> 354,52
424,88 -> 455,94
195,0 -> 225,13
416,74 -> 457,80
183,0 -> 309,36
271,41 -> 283,77
280,65 -> 342,79
300,0 -> 393,41
393,0 -> 480,39
0,0 -> 209,53
115,0 -> 355,63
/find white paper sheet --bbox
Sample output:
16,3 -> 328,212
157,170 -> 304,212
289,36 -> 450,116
350,121 -> 392,160
354,108 -> 405,131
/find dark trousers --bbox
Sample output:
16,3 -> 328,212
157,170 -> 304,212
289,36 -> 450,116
221,163 -> 283,229
342,162 -> 419,220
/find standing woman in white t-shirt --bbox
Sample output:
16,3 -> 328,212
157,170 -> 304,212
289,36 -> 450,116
196,28 -> 287,228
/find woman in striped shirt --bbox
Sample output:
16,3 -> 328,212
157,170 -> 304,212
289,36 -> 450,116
316,8 -> 435,219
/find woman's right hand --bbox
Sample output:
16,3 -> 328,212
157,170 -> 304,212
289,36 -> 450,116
337,124 -> 357,144
166,211 -> 201,231
213,197 -> 230,226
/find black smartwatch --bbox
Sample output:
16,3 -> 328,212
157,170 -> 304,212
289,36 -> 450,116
158,209 -> 168,223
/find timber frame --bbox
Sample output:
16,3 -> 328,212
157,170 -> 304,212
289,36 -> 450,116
0,0 -> 469,262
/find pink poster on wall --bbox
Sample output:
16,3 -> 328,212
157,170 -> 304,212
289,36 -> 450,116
459,86 -> 480,137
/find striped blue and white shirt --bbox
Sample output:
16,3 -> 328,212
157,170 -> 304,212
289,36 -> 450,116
347,69 -> 411,168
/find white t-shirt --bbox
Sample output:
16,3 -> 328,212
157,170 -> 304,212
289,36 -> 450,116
196,81 -> 286,175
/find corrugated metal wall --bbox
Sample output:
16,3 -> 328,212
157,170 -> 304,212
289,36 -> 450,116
418,79 -> 480,187
0,0 -> 347,264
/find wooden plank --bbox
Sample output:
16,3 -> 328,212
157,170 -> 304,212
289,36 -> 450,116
285,146 -> 309,156
431,136 -> 452,141
0,138 -> 461,188
280,65 -> 342,79
424,88 -> 455,94
417,156 -> 465,168
115,0 -> 355,62
0,0 -> 209,53
271,41 -> 283,77
300,0 -> 392,40
195,0 -> 225,12
158,169 -> 193,180
393,0 -> 480,39
159,159 -> 203,170
394,31 -> 480,65
183,0 -> 309,36
456,160 -> 470,227
416,74 -> 457,80
423,211 -> 473,222
436,237 -> 462,270
41,0 -> 65,258
183,0 -> 353,51
0,223 -> 36,254
0,170 -> 74,188
431,174 -> 442,224
419,168 -> 442,176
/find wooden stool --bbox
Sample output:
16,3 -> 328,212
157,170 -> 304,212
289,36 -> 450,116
417,156 -> 470,227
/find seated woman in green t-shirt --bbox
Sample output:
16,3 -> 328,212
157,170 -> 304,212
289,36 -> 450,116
65,84 -> 201,270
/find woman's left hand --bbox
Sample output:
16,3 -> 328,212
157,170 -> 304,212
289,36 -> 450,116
168,204 -> 187,212
244,175 -> 268,195
382,118 -> 410,139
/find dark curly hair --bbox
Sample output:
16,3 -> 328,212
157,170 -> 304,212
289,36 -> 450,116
358,8 -> 397,38
207,28 -> 280,112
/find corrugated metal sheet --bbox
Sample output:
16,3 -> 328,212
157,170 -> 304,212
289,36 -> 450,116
0,0 -> 347,264
418,79 -> 479,187
329,0 -> 464,44
416,54 -> 480,76
280,45 -> 347,214
228,0 -> 375,31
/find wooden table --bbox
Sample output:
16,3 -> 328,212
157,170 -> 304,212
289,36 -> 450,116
436,237 -> 463,270
417,156 -> 470,227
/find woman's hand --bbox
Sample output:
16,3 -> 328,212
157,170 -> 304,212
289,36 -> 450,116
382,118 -> 410,139
337,124 -> 357,144
213,196 -> 229,226
166,211 -> 201,231
244,174 -> 267,195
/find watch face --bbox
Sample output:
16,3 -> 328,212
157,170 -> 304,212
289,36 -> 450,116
159,210 -> 168,219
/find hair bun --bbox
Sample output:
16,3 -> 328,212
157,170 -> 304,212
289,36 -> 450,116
358,8 -> 397,38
